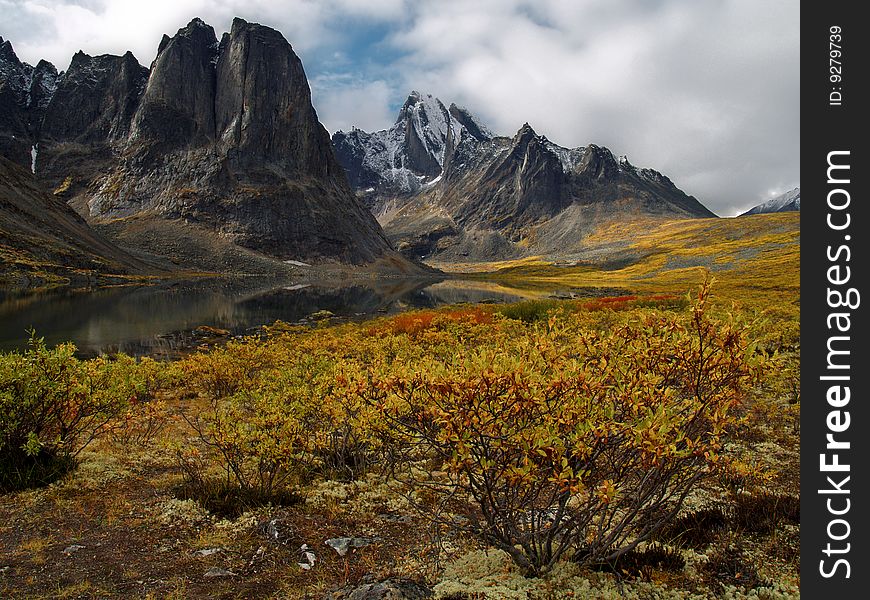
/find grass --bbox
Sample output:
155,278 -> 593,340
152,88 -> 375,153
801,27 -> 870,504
0,212 -> 800,598
461,212 -> 799,309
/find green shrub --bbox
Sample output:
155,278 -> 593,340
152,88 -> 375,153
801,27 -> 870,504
0,333 -> 139,491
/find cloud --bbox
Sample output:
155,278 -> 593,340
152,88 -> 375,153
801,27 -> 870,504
0,0 -> 799,215
310,75 -> 395,134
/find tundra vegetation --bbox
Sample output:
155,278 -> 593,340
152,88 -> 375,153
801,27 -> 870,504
0,269 -> 799,598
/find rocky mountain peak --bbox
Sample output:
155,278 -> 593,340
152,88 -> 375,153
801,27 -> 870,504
130,18 -> 218,148
41,50 -> 148,144
448,103 -> 493,141
332,91 -> 494,196
0,18 -> 397,265
0,37 -> 18,63
360,116 -> 715,261
512,122 -> 539,146
0,38 -> 63,168
578,143 -> 620,180
0,38 -> 31,96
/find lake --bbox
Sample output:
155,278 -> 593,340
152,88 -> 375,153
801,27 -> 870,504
0,277 -> 551,357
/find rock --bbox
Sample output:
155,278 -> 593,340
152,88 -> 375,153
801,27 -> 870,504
334,92 -> 716,263
194,547 -> 223,557
195,325 -> 231,337
63,544 -> 86,554
41,50 -> 147,145
203,567 -> 236,578
261,516 -> 293,545
377,513 -> 413,524
310,309 -> 335,321
323,578 -> 432,600
324,537 -> 378,557
129,17 -> 218,149
0,20 -> 400,267
298,543 -> 316,570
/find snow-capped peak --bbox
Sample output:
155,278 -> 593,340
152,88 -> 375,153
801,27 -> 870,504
741,187 -> 800,216
333,91 -> 494,194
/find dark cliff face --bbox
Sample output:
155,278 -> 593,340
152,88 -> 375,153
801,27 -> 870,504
214,18 -> 338,178
0,38 -> 61,169
0,19 -> 395,265
41,51 -> 148,144
130,18 -> 218,149
449,123 -> 569,231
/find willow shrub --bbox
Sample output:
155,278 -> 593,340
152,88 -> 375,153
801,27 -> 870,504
177,351 -> 386,511
370,282 -> 763,576
0,333 -> 141,491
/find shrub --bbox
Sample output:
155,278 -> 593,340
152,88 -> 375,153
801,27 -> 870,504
654,507 -> 729,549
178,388 -> 308,504
178,338 -> 277,399
496,299 -> 564,322
0,333 -> 140,491
591,543 -> 686,579
731,492 -> 799,534
373,281 -> 762,576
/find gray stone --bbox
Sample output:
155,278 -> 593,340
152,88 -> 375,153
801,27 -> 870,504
324,537 -> 378,557
203,567 -> 236,578
323,578 -> 432,600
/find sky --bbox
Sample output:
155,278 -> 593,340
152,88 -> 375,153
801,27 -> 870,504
0,0 -> 799,216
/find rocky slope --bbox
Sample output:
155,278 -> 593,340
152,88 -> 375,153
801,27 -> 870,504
334,94 -> 715,261
332,91 -> 492,204
0,19 -> 396,267
0,156 -> 149,286
741,187 -> 800,216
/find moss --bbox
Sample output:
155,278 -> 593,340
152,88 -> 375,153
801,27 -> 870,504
434,549 -> 800,600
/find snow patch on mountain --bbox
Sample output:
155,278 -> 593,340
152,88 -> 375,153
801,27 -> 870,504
332,91 -> 495,194
741,187 -> 800,215
542,138 -> 586,172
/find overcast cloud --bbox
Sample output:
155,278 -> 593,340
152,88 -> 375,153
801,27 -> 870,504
0,0 -> 799,216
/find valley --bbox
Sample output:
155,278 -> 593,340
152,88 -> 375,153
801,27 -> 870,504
0,13 -> 800,600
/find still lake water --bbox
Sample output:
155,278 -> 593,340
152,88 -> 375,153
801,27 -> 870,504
0,277 -> 543,357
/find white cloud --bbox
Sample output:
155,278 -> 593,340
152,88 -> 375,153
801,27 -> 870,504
310,76 -> 395,134
0,0 -> 799,215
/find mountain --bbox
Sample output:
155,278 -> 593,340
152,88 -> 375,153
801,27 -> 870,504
334,94 -> 715,261
740,187 -> 800,216
0,156 -> 148,286
0,19 -> 395,266
0,36 -> 61,172
332,91 -> 493,200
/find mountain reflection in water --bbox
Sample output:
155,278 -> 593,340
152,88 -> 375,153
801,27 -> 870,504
0,278 -> 538,357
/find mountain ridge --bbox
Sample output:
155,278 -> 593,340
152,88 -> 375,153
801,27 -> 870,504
334,93 -> 716,261
0,19 -> 400,267
741,187 -> 800,216
0,156 -> 151,286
